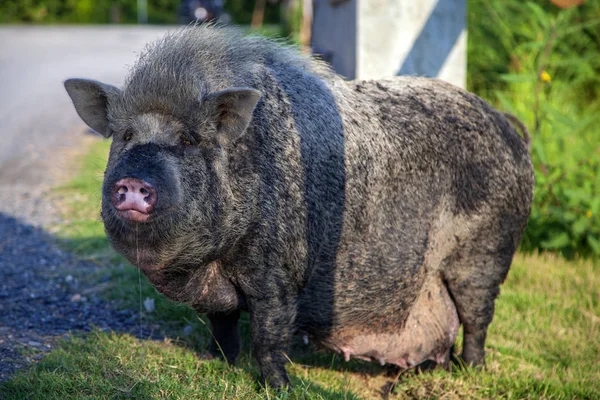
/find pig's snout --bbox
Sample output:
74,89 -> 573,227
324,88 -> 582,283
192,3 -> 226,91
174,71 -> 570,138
112,178 -> 157,222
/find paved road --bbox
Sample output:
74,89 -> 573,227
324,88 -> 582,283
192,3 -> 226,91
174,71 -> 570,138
0,26 -> 171,187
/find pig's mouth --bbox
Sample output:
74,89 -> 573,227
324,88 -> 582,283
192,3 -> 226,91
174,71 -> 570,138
116,209 -> 151,223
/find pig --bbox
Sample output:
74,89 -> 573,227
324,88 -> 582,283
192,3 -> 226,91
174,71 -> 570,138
63,25 -> 534,389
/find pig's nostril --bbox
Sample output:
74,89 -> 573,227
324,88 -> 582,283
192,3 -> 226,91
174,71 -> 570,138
111,178 -> 158,216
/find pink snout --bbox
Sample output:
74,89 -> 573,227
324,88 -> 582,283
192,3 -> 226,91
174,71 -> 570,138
112,178 -> 157,222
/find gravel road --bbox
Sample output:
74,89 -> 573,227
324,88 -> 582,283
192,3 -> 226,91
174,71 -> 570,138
0,26 -> 172,382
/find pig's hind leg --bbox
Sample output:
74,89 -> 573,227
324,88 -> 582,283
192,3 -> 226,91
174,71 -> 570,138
442,228 -> 517,367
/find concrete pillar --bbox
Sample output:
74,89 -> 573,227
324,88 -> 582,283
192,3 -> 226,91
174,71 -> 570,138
311,0 -> 466,89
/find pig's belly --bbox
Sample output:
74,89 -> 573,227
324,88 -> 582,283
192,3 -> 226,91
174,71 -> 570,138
319,279 -> 459,368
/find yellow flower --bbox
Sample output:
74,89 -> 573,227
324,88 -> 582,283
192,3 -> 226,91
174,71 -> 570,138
587,210 -> 593,218
540,71 -> 551,83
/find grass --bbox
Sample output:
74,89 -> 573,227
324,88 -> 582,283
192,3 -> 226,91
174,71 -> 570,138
1,140 -> 599,399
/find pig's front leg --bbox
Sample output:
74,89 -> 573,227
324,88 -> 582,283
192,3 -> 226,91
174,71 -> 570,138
248,291 -> 296,390
207,310 -> 241,363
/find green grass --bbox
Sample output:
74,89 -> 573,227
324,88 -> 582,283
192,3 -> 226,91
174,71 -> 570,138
1,138 -> 599,399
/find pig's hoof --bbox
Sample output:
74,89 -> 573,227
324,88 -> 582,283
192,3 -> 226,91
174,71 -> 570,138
262,373 -> 291,391
200,352 -> 217,361
202,349 -> 238,365
454,354 -> 486,370
416,360 -> 438,372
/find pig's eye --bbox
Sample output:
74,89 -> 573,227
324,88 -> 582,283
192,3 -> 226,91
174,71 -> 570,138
123,129 -> 134,142
181,133 -> 195,146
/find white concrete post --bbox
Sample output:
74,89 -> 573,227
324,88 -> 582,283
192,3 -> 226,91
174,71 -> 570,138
311,0 -> 467,89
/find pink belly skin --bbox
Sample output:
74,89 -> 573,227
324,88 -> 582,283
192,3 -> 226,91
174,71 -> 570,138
318,279 -> 459,368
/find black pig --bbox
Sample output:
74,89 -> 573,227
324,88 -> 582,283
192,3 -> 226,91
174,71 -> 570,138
64,26 -> 534,389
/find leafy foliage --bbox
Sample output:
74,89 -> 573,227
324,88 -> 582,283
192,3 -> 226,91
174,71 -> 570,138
468,0 -> 600,258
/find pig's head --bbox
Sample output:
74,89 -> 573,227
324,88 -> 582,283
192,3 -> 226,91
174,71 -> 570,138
64,78 -> 261,271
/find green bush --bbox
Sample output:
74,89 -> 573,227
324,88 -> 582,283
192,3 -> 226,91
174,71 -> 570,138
468,0 -> 600,258
0,0 -> 164,23
0,0 -> 282,25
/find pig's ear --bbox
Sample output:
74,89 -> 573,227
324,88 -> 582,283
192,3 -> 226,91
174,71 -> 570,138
203,87 -> 261,144
64,78 -> 121,138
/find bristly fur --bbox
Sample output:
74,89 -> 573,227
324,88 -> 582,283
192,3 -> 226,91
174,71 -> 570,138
121,24 -> 338,120
64,25 -> 535,390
